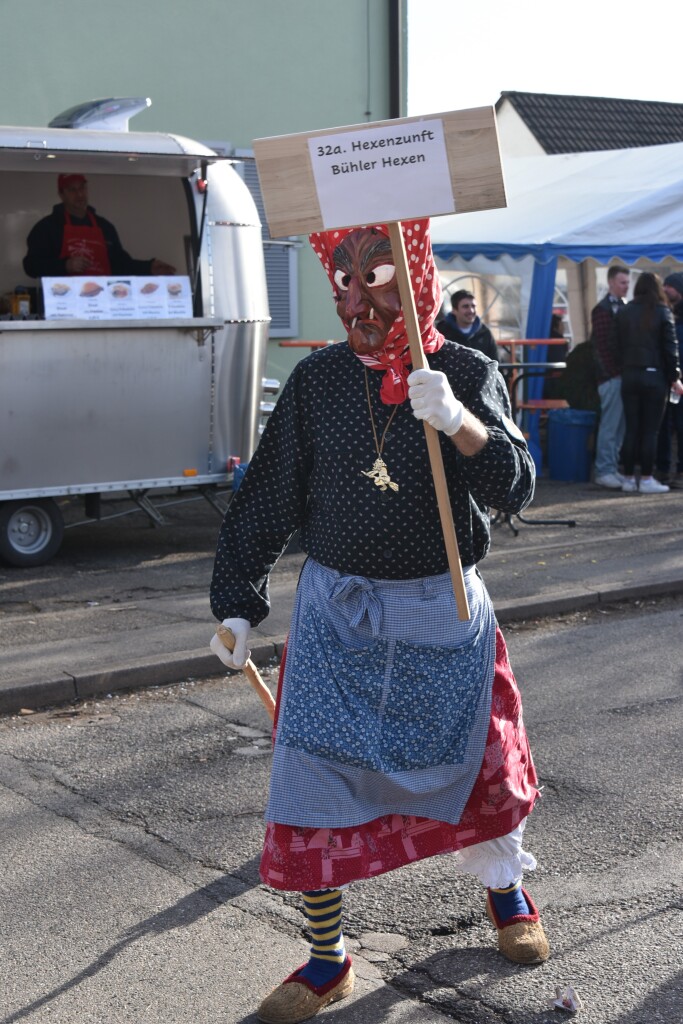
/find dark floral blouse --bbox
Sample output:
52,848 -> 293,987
211,341 -> 535,626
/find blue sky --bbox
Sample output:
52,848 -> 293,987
407,1 -> 682,115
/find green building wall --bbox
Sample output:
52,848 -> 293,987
2,0 -> 407,380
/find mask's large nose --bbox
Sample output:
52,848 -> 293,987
344,274 -> 368,319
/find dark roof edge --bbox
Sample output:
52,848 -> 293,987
496,90 -> 683,111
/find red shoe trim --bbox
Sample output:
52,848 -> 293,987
282,956 -> 353,996
487,887 -> 540,930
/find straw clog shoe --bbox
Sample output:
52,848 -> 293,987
256,957 -> 355,1024
486,889 -> 550,964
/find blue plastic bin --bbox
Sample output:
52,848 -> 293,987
547,409 -> 597,482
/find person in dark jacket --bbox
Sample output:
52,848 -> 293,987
655,273 -> 683,486
591,264 -> 630,489
437,289 -> 498,360
23,173 -> 175,279
610,272 -> 683,493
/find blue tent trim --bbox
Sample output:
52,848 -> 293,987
433,234 -> 683,472
433,242 -> 683,264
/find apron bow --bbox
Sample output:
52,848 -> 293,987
329,576 -> 383,636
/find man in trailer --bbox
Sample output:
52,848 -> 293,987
23,173 -> 176,279
210,220 -> 549,1023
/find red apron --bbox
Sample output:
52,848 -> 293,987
60,211 -> 112,275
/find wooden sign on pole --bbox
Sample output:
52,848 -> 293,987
252,107 -> 506,238
252,108 -> 508,621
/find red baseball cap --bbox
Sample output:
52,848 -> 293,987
57,173 -> 87,190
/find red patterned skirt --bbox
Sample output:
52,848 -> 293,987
260,626 -> 539,891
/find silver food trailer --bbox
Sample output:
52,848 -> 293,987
0,98 -> 272,566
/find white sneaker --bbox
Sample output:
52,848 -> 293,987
621,477 -> 638,492
595,473 -> 624,489
639,477 -> 670,494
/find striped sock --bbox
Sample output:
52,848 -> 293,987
489,879 -> 529,921
298,888 -> 347,988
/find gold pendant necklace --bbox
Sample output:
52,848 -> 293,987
361,368 -> 399,492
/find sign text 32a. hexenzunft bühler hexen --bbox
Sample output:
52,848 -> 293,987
251,107 -> 507,237
308,119 -> 454,228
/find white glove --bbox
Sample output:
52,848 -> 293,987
407,368 -> 464,436
209,617 -> 251,670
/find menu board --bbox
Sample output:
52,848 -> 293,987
42,276 -> 193,320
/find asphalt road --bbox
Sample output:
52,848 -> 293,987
3,477 -> 683,714
1,594 -> 681,1023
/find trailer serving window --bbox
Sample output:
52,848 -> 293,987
0,127 -> 223,317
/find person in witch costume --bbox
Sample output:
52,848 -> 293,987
210,219 -> 549,1024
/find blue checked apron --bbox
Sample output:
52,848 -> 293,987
266,558 -> 496,829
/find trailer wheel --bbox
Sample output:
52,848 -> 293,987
0,499 -> 64,567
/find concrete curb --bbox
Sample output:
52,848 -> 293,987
0,641 -> 285,716
495,575 -> 683,623
3,578 -> 683,716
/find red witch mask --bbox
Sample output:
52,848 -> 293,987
333,230 -> 400,355
310,220 -> 444,404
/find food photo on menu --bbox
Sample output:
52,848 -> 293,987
109,280 -> 131,299
80,281 -> 104,297
136,277 -> 166,311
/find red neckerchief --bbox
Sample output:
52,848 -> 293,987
309,220 -> 444,404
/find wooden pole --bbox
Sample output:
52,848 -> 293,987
387,221 -> 470,621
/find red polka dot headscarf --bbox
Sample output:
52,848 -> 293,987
309,219 -> 444,404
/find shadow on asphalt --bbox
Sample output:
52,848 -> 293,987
612,969 -> 683,1022
387,946 -> 551,1022
0,874 -> 246,1024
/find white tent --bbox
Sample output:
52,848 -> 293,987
432,141 -> 683,469
432,141 -> 683,339
433,141 -> 683,262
